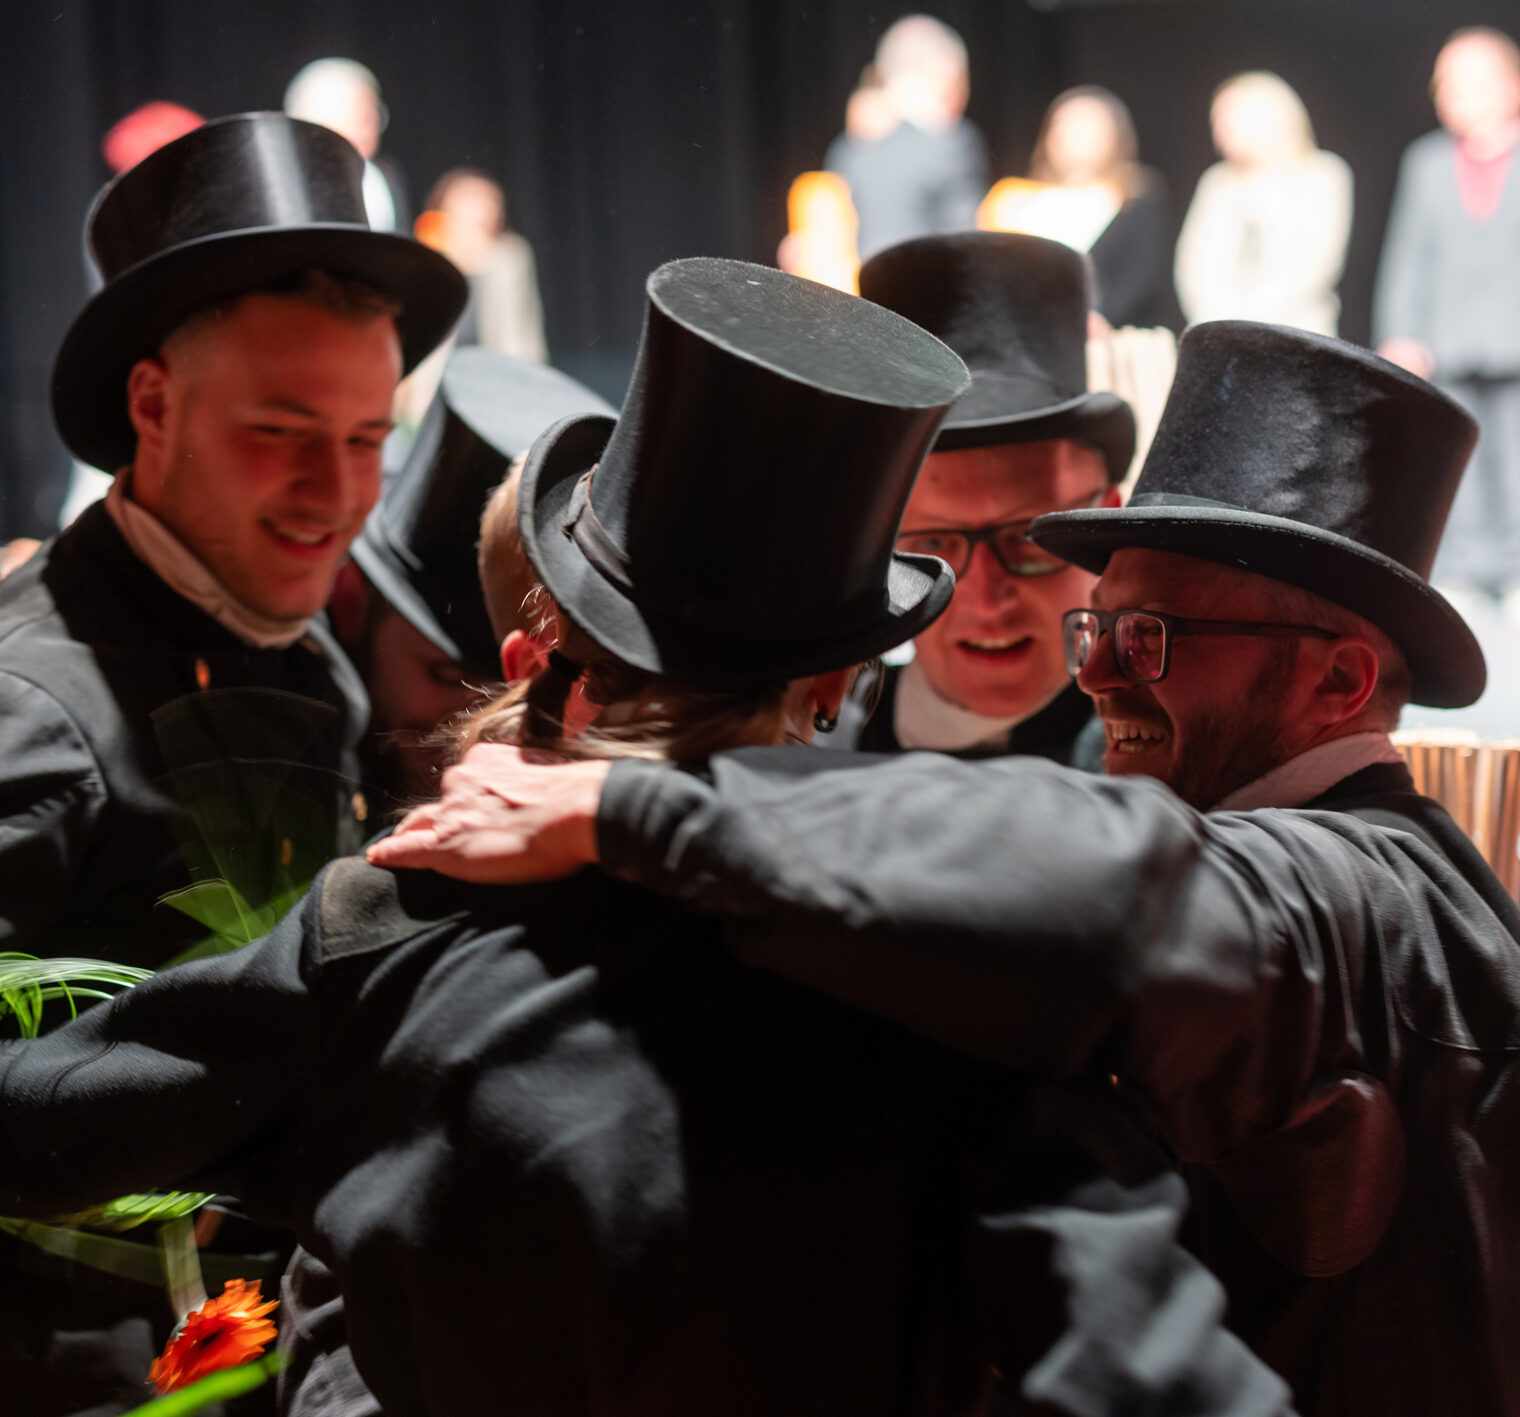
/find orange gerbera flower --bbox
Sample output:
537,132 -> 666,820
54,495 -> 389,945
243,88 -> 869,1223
147,1277 -> 279,1394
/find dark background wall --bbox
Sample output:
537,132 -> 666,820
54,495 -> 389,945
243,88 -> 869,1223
3,0 -> 1518,537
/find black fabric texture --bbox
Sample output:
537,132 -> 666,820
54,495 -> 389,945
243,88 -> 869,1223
595,746 -> 1520,1416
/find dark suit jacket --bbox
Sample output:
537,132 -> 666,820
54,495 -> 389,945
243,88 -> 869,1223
1374,128 -> 1520,376
0,855 -> 1290,1417
596,751 -> 1520,1417
0,501 -> 369,968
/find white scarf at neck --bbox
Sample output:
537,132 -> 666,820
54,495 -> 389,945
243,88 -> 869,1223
1213,731 -> 1405,811
893,657 -> 1029,752
105,472 -> 312,651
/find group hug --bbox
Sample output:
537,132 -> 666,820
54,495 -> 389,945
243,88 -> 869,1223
0,108 -> 1516,1417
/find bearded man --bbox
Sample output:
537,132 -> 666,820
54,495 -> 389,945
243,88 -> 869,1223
375,322 -> 1520,1417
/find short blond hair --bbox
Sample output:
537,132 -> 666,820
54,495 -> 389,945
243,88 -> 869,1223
478,454 -> 550,641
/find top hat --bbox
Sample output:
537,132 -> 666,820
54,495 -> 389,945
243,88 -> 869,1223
350,349 -> 616,678
53,111 -> 468,472
1031,320 -> 1485,708
857,231 -> 1135,480
517,258 -> 970,689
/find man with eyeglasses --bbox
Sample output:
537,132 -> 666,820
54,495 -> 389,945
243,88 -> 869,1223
374,322 -> 1520,1416
827,231 -> 1133,764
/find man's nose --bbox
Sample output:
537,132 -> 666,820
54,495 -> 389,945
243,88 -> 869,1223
1074,624 -> 1126,694
295,437 -> 360,510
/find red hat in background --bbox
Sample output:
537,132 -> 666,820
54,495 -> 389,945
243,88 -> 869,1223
101,101 -> 203,175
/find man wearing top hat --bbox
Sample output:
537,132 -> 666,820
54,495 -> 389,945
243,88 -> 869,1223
378,322 -> 1520,1416
828,231 -> 1133,765
0,112 -> 464,1415
0,261 -> 1291,1417
329,347 -> 614,805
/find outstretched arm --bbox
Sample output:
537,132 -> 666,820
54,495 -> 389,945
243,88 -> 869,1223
0,892 -> 323,1218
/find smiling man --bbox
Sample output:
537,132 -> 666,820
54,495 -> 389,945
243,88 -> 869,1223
374,323 -> 1520,1416
0,111 -> 463,1417
831,232 -> 1131,764
0,114 -> 462,980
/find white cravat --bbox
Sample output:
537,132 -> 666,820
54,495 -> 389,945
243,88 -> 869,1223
105,472 -> 312,651
893,657 -> 1027,752
1213,731 -> 1405,811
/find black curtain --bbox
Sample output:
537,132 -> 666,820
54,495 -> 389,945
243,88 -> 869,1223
5,0 -> 1520,537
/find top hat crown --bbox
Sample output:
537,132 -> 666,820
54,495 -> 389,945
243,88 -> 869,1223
518,258 -> 970,688
53,112 -> 467,471
351,350 -> 616,677
1031,320 -> 1485,707
857,231 -> 1135,478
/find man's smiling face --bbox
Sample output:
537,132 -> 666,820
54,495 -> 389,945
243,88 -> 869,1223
1077,548 -> 1310,808
129,292 -> 401,621
899,438 -> 1113,719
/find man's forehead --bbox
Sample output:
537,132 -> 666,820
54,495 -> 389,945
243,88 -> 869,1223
1093,548 -> 1276,610
910,437 -> 1106,515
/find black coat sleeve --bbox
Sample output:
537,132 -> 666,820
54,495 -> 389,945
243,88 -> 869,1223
0,885 -> 325,1217
598,748 -> 1396,1165
0,671 -> 107,953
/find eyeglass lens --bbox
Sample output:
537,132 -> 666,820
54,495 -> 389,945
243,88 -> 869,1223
1064,610 -> 1167,683
897,524 -> 1064,577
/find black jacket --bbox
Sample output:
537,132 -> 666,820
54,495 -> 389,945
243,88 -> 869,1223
0,502 -> 369,968
832,668 -> 1105,767
595,750 -> 1520,1417
0,855 -> 1290,1417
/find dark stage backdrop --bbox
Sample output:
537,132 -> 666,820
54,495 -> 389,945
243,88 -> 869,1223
3,0 -> 1519,536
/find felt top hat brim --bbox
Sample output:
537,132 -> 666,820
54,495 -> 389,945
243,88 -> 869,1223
1030,321 -> 1485,709
933,382 -> 1136,477
520,413 -> 953,688
857,230 -> 1136,480
351,352 -> 617,677
53,113 -> 467,472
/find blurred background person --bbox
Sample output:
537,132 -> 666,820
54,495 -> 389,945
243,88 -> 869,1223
776,170 -> 860,292
55,101 -> 208,528
415,168 -> 547,362
980,86 -> 1172,330
824,14 -> 990,260
284,57 -> 410,233
1175,72 -> 1352,335
1375,26 -> 1520,615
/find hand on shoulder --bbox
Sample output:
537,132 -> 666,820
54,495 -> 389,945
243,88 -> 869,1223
367,745 -> 608,885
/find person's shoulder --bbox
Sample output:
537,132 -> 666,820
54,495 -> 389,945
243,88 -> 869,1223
1401,128 -> 1454,169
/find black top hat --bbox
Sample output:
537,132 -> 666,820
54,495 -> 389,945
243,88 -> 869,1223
518,258 -> 970,689
350,349 -> 616,678
53,111 -> 468,472
857,231 -> 1135,480
1031,320 -> 1485,708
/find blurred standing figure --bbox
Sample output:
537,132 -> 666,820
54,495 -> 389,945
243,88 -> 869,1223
824,15 -> 990,259
418,169 -> 547,362
1176,73 -> 1352,336
1376,28 -> 1520,608
981,87 -> 1172,329
285,57 -> 410,233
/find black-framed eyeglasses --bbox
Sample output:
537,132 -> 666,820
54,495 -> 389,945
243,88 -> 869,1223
896,490 -> 1105,579
1062,608 -> 1340,684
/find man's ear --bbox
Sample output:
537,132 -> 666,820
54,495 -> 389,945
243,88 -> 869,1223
813,666 -> 857,721
327,561 -> 372,646
1311,637 -> 1380,726
126,357 -> 170,451
500,629 -> 550,684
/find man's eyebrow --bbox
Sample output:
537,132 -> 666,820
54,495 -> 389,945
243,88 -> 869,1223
253,398 -> 394,431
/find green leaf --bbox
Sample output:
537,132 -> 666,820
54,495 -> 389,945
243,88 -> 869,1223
51,1190 -> 217,1233
116,1352 -> 284,1417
